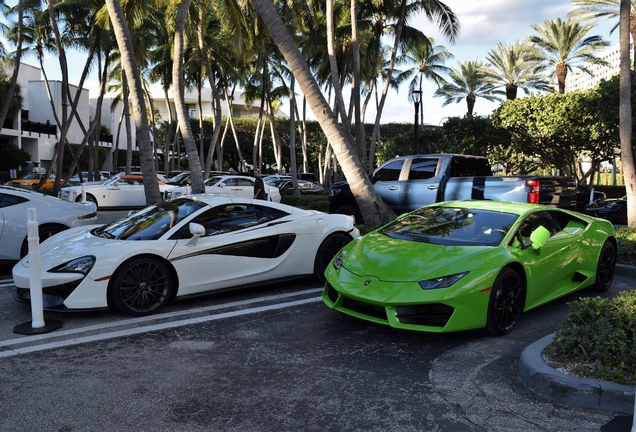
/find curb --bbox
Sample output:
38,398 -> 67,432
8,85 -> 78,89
518,333 -> 635,413
616,263 -> 636,278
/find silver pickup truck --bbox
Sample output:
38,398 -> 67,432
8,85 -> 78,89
328,154 -> 577,223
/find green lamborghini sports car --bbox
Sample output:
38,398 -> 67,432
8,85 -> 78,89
323,200 -> 617,335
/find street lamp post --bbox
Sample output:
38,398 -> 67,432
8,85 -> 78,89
412,90 -> 422,154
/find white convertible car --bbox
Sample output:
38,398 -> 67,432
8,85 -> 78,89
59,174 -> 176,209
0,185 -> 97,263
166,175 -> 281,202
13,195 -> 359,316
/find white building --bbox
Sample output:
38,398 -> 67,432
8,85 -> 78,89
1,62 -> 266,176
565,44 -> 633,92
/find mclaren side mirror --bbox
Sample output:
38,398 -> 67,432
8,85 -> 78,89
186,222 -> 205,247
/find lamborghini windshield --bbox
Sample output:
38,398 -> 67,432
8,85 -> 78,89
380,207 -> 519,246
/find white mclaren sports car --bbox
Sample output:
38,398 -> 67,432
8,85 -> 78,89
13,195 -> 359,316
0,185 -> 97,263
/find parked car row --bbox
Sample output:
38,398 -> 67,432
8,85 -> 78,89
166,175 -> 282,202
2,165 -> 620,337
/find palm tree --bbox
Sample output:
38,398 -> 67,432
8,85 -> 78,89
401,36 -> 453,124
363,0 -> 459,170
568,0 -> 636,69
250,0 -> 396,226
434,60 -> 502,116
484,41 -> 551,100
526,17 -> 609,94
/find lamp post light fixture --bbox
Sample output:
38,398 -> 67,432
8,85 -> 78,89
411,90 -> 422,154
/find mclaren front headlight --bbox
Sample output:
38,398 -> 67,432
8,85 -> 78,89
49,256 -> 96,275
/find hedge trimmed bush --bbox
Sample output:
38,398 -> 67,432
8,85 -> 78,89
553,290 -> 636,386
281,194 -> 329,213
615,226 -> 636,266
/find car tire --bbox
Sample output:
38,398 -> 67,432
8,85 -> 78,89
593,240 -> 617,292
85,194 -> 98,206
485,267 -> 526,336
19,224 -> 68,258
76,193 -> 98,207
110,256 -> 175,317
313,232 -> 352,282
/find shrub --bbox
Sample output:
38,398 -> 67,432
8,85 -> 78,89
553,290 -> 636,386
281,194 -> 329,213
615,227 -> 636,266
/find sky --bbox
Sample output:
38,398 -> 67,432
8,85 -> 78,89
20,0 -> 620,127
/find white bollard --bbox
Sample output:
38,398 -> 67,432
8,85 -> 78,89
27,208 -> 45,328
13,208 -> 62,335
81,183 -> 86,202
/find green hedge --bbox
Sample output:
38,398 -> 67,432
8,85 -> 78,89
281,194 -> 329,212
553,290 -> 636,386
615,227 -> 636,266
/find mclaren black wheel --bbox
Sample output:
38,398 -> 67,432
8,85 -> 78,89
110,256 -> 174,317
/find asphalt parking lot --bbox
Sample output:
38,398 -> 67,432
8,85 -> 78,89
0,267 -> 633,431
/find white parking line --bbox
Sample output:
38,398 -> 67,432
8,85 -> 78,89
0,279 -> 14,288
0,288 -> 324,358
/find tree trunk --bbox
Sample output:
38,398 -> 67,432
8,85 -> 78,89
122,73 -> 132,174
289,77 -> 299,194
556,63 -> 567,94
251,0 -> 395,226
0,0 -> 22,132
105,0 -> 161,204
350,0 -> 365,169
198,15 -> 223,177
368,0 -> 407,174
171,0 -> 204,194
620,0 -> 635,228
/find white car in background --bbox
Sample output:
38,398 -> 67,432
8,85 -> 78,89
60,174 -> 176,209
166,175 -> 281,202
0,185 -> 97,263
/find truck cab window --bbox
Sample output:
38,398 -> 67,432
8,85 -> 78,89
373,160 -> 404,182
408,158 -> 439,180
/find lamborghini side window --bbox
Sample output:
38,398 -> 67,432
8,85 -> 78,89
514,211 -> 565,248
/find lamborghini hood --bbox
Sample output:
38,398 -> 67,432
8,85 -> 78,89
342,232 -> 494,282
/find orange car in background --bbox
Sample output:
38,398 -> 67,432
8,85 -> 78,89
7,173 -> 57,189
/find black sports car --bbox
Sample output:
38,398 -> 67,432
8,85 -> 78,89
586,195 -> 627,225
